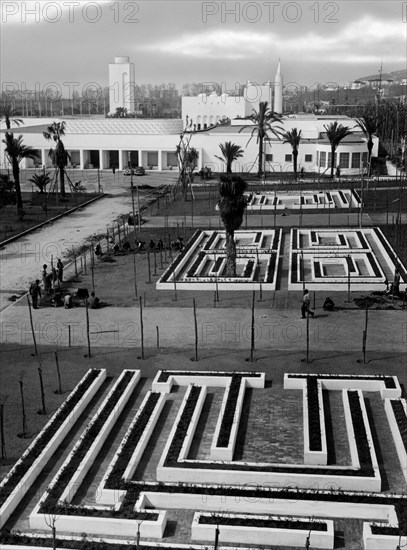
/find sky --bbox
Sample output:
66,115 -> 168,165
1,0 -> 406,96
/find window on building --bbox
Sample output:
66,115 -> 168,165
203,123 -> 207,129
319,151 -> 326,167
351,152 -> 360,168
197,124 -> 201,130
362,152 -> 368,166
147,152 -> 158,167
285,154 -> 292,162
265,154 -> 273,161
339,153 -> 350,169
305,154 -> 312,162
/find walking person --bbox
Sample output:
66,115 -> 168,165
301,288 -> 314,318
30,280 -> 42,309
393,267 -> 401,296
56,258 -> 63,283
41,264 -> 48,287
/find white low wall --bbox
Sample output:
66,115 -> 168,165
58,370 -> 140,504
210,378 -> 246,461
157,384 -> 207,479
304,379 -> 328,465
191,512 -> 334,548
152,371 -> 265,393
178,386 -> 207,461
156,461 -> 381,491
363,522 -> 407,550
0,368 -> 106,529
99,391 -> 167,506
384,398 -> 407,482
157,385 -> 381,491
29,508 -> 166,538
139,489 -> 396,522
284,374 -> 401,399
156,230 -> 205,287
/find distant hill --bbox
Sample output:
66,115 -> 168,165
355,69 -> 407,82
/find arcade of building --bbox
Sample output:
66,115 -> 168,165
1,57 -> 378,176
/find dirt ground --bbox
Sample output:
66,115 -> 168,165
1,343 -> 406,481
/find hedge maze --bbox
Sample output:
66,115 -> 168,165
1,370 -> 406,549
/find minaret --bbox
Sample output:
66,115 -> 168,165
108,56 -> 136,114
273,59 -> 283,114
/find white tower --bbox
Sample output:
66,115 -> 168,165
108,56 -> 136,114
273,59 -> 283,114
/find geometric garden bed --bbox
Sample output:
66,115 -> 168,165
1,369 -> 406,549
156,226 -> 406,292
289,226 -> 406,291
156,228 -> 282,291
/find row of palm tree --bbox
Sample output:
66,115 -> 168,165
215,103 -> 383,277
214,102 -> 381,179
1,102 -> 70,217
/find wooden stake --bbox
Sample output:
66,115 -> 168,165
37,361 -> 47,415
55,348 -> 62,394
0,403 -> 6,459
27,295 -> 38,358
172,270 -> 177,301
156,325 -> 160,349
19,380 -> 27,438
193,298 -> 198,362
132,246 -> 138,298
85,299 -> 91,358
147,251 -> 152,284
139,296 -> 145,359
250,291 -> 255,362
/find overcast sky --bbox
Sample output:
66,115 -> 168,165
1,0 -> 406,95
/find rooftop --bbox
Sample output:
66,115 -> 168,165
11,118 -> 184,136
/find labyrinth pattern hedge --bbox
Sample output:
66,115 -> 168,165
1,370 -> 406,550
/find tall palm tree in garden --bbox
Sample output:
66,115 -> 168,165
215,141 -> 244,174
43,121 -> 69,198
2,133 -> 38,218
356,113 -> 381,174
0,103 -> 23,132
239,101 -> 282,177
323,122 -> 352,178
281,128 -> 302,179
218,174 -> 247,276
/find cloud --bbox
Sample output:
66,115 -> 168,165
140,30 -> 275,60
139,15 -> 405,65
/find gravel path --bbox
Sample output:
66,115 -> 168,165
0,173 -> 177,312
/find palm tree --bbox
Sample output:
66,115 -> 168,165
29,172 -> 51,194
323,122 -> 353,178
217,174 -> 247,277
281,128 -> 302,179
2,133 -> 38,218
355,113 -> 381,174
239,101 -> 282,177
0,103 -> 23,132
215,141 -> 244,174
43,122 -> 69,198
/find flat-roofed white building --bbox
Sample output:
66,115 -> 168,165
1,113 -> 378,177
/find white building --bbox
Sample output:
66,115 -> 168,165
0,58 -> 378,177
1,113 -> 377,177
182,62 -> 282,129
